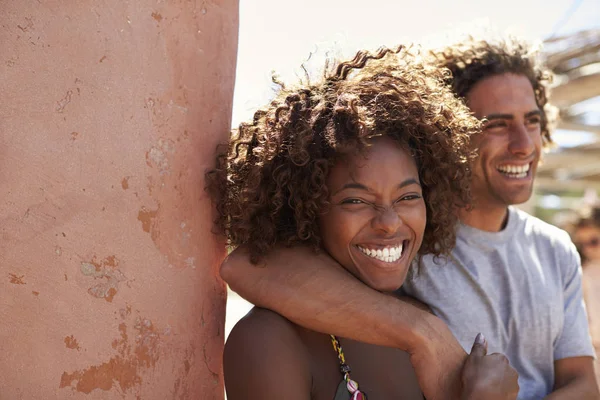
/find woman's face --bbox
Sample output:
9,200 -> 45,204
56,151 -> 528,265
319,137 -> 426,292
575,225 -> 600,264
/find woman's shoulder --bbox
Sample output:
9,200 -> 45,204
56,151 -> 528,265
227,306 -> 305,345
224,307 -> 313,399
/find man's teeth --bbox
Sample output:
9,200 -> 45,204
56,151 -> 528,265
497,164 -> 530,178
357,245 -> 403,263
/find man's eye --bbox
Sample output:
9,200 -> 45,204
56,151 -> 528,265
484,122 -> 507,130
527,117 -> 541,125
341,198 -> 364,205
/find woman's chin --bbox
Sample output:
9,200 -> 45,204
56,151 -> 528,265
372,281 -> 404,293
358,271 -> 407,293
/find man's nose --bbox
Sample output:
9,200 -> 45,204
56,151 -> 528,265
508,123 -> 536,156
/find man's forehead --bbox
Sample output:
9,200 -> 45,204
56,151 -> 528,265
465,73 -> 538,118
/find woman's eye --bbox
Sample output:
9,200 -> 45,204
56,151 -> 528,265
341,198 -> 365,205
396,194 -> 422,202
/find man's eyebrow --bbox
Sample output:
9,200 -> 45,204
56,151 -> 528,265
483,113 -> 514,121
483,109 -> 542,121
525,110 -> 542,118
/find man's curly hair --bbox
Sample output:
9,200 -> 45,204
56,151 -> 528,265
428,36 -> 556,147
207,47 -> 481,263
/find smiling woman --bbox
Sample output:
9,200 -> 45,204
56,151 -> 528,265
206,46 -> 481,399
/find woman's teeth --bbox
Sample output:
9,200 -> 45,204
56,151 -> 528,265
497,163 -> 530,179
357,244 -> 403,263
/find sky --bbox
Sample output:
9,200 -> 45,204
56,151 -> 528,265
231,0 -> 600,148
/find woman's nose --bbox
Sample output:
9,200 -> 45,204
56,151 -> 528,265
371,206 -> 403,234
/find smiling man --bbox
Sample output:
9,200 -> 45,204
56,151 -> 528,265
220,37 -> 598,400
397,40 -> 598,399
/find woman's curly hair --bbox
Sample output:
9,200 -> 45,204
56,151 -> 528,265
207,46 -> 481,263
428,36 -> 556,147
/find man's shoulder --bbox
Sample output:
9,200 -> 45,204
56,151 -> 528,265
513,207 -> 571,244
513,208 -> 580,271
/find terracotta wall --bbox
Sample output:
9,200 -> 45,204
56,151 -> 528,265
0,0 -> 238,398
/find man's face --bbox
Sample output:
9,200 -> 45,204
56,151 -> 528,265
465,73 -> 543,208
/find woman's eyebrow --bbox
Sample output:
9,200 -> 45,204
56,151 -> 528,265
332,182 -> 371,196
333,178 -> 421,196
398,178 -> 421,189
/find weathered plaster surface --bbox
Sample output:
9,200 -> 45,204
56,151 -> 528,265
0,1 -> 238,398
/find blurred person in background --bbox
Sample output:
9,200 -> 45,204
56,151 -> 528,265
573,206 -> 600,385
574,207 -> 600,268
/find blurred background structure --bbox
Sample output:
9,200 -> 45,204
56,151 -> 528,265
536,28 -> 600,222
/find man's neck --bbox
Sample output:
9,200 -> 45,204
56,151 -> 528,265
458,204 -> 510,232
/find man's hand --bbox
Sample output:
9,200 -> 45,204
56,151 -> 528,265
408,314 -> 468,400
461,333 -> 519,400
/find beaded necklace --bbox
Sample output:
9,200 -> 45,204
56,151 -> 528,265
330,335 -> 367,400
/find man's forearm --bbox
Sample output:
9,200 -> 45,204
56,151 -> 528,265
545,384 -> 598,399
221,246 -> 429,350
546,357 -> 600,400
221,245 -> 468,400
544,378 -> 599,400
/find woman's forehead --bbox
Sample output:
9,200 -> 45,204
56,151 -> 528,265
329,139 -> 418,184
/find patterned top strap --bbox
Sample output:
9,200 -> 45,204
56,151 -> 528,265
329,335 -> 367,400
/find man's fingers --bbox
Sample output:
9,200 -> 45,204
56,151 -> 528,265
487,353 -> 510,364
469,332 -> 488,356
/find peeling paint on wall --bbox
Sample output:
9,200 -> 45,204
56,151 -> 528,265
8,273 -> 26,285
145,138 -> 175,176
137,206 -> 161,248
60,314 -> 160,395
55,90 -> 73,113
151,12 -> 162,22
80,256 -> 126,302
64,335 -> 81,351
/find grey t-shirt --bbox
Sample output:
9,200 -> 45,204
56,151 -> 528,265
400,207 -> 594,399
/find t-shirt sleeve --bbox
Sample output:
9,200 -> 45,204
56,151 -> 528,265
554,240 -> 596,360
